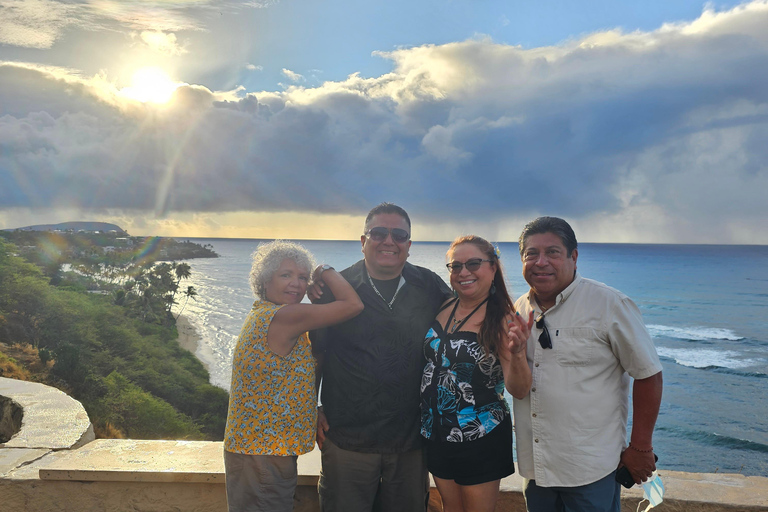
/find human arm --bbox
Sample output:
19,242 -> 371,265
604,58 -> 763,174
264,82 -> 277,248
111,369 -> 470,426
316,406 -> 329,448
619,371 -> 663,484
267,266 -> 363,356
498,311 -> 534,399
313,348 -> 330,448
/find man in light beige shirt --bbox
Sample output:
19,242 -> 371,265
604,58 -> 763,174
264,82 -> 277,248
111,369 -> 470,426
513,217 -> 663,512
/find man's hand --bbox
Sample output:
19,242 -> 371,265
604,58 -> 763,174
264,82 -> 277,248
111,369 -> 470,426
619,446 -> 657,485
622,372 -> 663,483
316,407 -> 329,449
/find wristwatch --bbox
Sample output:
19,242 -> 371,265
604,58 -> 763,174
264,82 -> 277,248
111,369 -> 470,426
319,264 -> 334,275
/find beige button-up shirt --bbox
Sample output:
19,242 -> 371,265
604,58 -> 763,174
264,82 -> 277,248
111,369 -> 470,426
513,274 -> 662,487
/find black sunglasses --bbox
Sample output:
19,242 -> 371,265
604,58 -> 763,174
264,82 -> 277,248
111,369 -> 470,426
535,313 -> 553,349
446,258 -> 493,274
365,227 -> 410,244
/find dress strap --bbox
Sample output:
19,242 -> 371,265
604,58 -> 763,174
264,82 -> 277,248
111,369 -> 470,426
444,297 -> 489,333
436,297 -> 458,314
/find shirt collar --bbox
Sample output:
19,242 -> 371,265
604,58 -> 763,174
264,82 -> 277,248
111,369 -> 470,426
525,273 -> 582,311
345,260 -> 425,289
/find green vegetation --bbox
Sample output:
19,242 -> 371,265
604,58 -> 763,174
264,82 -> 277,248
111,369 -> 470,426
0,236 -> 228,440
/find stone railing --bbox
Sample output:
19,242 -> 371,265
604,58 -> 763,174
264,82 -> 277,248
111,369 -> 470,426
2,377 -> 767,512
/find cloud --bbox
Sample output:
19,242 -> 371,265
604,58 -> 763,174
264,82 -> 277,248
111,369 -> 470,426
2,1 -> 768,243
281,68 -> 305,82
0,0 -> 264,49
245,64 -> 263,71
0,0 -> 76,49
138,31 -> 187,56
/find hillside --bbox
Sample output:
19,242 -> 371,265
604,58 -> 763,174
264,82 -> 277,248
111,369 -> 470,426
0,235 -> 228,440
3,221 -> 126,233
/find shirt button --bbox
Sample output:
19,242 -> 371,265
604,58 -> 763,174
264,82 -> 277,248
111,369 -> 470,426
534,439 -> 539,443
532,413 -> 537,418
535,363 -> 539,367
531,387 -> 536,392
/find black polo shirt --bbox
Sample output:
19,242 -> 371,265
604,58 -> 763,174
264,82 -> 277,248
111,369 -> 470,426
312,260 -> 452,453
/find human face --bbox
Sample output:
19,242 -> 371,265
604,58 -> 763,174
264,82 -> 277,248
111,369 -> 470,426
521,232 -> 577,306
448,243 -> 496,302
361,213 -> 411,279
264,259 -> 310,305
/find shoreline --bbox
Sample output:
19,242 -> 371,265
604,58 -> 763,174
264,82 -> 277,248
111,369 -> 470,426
175,314 -> 210,372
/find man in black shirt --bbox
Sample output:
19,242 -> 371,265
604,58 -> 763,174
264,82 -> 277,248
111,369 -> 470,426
311,203 -> 452,512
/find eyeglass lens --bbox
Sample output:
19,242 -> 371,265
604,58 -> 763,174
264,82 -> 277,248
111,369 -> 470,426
536,315 -> 552,349
447,258 -> 486,273
367,227 -> 410,243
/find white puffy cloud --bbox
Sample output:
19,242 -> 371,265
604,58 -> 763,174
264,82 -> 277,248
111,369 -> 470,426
281,68 -> 305,82
0,0 -> 259,49
0,0 -> 76,49
2,1 -> 768,243
139,31 -> 187,56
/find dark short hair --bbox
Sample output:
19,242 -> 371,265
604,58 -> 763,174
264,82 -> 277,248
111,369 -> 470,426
518,217 -> 578,257
364,203 -> 411,232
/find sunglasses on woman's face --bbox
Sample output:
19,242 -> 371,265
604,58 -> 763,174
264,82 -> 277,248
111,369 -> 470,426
446,258 -> 493,274
365,227 -> 410,244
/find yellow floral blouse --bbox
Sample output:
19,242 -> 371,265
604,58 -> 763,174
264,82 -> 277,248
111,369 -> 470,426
224,300 -> 317,456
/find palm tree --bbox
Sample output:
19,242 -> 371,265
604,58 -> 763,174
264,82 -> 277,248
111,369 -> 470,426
175,286 -> 198,320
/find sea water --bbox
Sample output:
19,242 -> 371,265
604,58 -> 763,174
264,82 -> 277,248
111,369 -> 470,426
175,239 -> 768,477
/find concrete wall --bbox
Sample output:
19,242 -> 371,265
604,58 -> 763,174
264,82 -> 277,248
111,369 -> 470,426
2,377 -> 767,512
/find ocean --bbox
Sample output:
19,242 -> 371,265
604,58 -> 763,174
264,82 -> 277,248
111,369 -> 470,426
174,239 -> 768,477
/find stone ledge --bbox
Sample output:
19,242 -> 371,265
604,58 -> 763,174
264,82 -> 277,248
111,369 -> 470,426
39,439 -> 224,483
0,377 -> 94,450
26,439 -> 768,510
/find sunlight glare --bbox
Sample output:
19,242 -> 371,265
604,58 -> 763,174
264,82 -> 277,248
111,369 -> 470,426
121,67 -> 180,104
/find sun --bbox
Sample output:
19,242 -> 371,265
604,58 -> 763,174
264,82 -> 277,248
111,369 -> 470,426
120,67 -> 180,104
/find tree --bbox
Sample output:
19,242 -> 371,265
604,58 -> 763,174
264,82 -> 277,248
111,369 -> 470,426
175,285 -> 198,320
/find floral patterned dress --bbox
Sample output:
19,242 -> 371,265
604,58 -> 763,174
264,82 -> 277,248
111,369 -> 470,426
224,300 -> 317,456
420,315 -> 509,443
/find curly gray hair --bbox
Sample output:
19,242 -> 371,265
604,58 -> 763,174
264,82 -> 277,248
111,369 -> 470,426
249,240 -> 316,299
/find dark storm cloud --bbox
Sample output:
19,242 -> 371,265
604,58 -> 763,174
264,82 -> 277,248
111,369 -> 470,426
1,1 -> 768,241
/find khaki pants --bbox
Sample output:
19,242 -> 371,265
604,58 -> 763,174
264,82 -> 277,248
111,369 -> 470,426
224,449 -> 298,512
318,438 -> 428,512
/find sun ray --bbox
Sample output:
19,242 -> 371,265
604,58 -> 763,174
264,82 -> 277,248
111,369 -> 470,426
120,67 -> 181,104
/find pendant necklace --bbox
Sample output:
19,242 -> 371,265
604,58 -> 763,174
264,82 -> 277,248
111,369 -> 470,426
446,297 -> 489,333
366,268 -> 406,310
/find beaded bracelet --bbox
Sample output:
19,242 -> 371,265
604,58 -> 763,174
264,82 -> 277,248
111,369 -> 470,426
628,443 -> 654,453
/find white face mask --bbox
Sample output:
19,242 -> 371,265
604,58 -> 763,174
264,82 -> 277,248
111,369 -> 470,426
637,472 -> 665,512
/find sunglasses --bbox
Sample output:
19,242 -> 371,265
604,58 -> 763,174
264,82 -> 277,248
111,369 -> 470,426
535,313 -> 553,349
365,227 -> 410,244
446,258 -> 493,274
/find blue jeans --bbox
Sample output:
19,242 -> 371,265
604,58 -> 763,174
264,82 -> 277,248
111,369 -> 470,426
524,471 -> 621,512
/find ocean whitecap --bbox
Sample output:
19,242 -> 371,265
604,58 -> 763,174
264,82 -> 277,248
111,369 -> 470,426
647,324 -> 744,342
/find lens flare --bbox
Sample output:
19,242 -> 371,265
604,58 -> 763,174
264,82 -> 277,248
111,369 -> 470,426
121,67 -> 180,104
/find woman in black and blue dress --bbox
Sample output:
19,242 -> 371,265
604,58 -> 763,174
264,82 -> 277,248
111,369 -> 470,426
421,235 -> 533,512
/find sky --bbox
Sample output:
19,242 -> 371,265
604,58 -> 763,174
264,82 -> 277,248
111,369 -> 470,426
1,0 -> 767,243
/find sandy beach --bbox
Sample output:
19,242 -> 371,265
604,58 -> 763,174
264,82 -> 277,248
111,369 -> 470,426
176,315 -> 209,372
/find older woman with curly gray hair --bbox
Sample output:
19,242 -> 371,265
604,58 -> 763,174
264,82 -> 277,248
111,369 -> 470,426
224,240 -> 363,512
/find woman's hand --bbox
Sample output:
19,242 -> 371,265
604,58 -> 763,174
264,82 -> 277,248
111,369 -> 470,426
505,310 -> 533,354
500,310 -> 534,399
308,265 -> 329,302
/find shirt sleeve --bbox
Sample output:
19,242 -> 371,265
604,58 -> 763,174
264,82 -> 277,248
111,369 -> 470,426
432,271 -> 453,302
308,287 -> 336,356
608,295 -> 663,380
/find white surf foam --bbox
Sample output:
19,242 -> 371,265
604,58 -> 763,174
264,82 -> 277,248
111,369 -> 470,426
647,324 -> 743,341
656,346 -> 758,370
